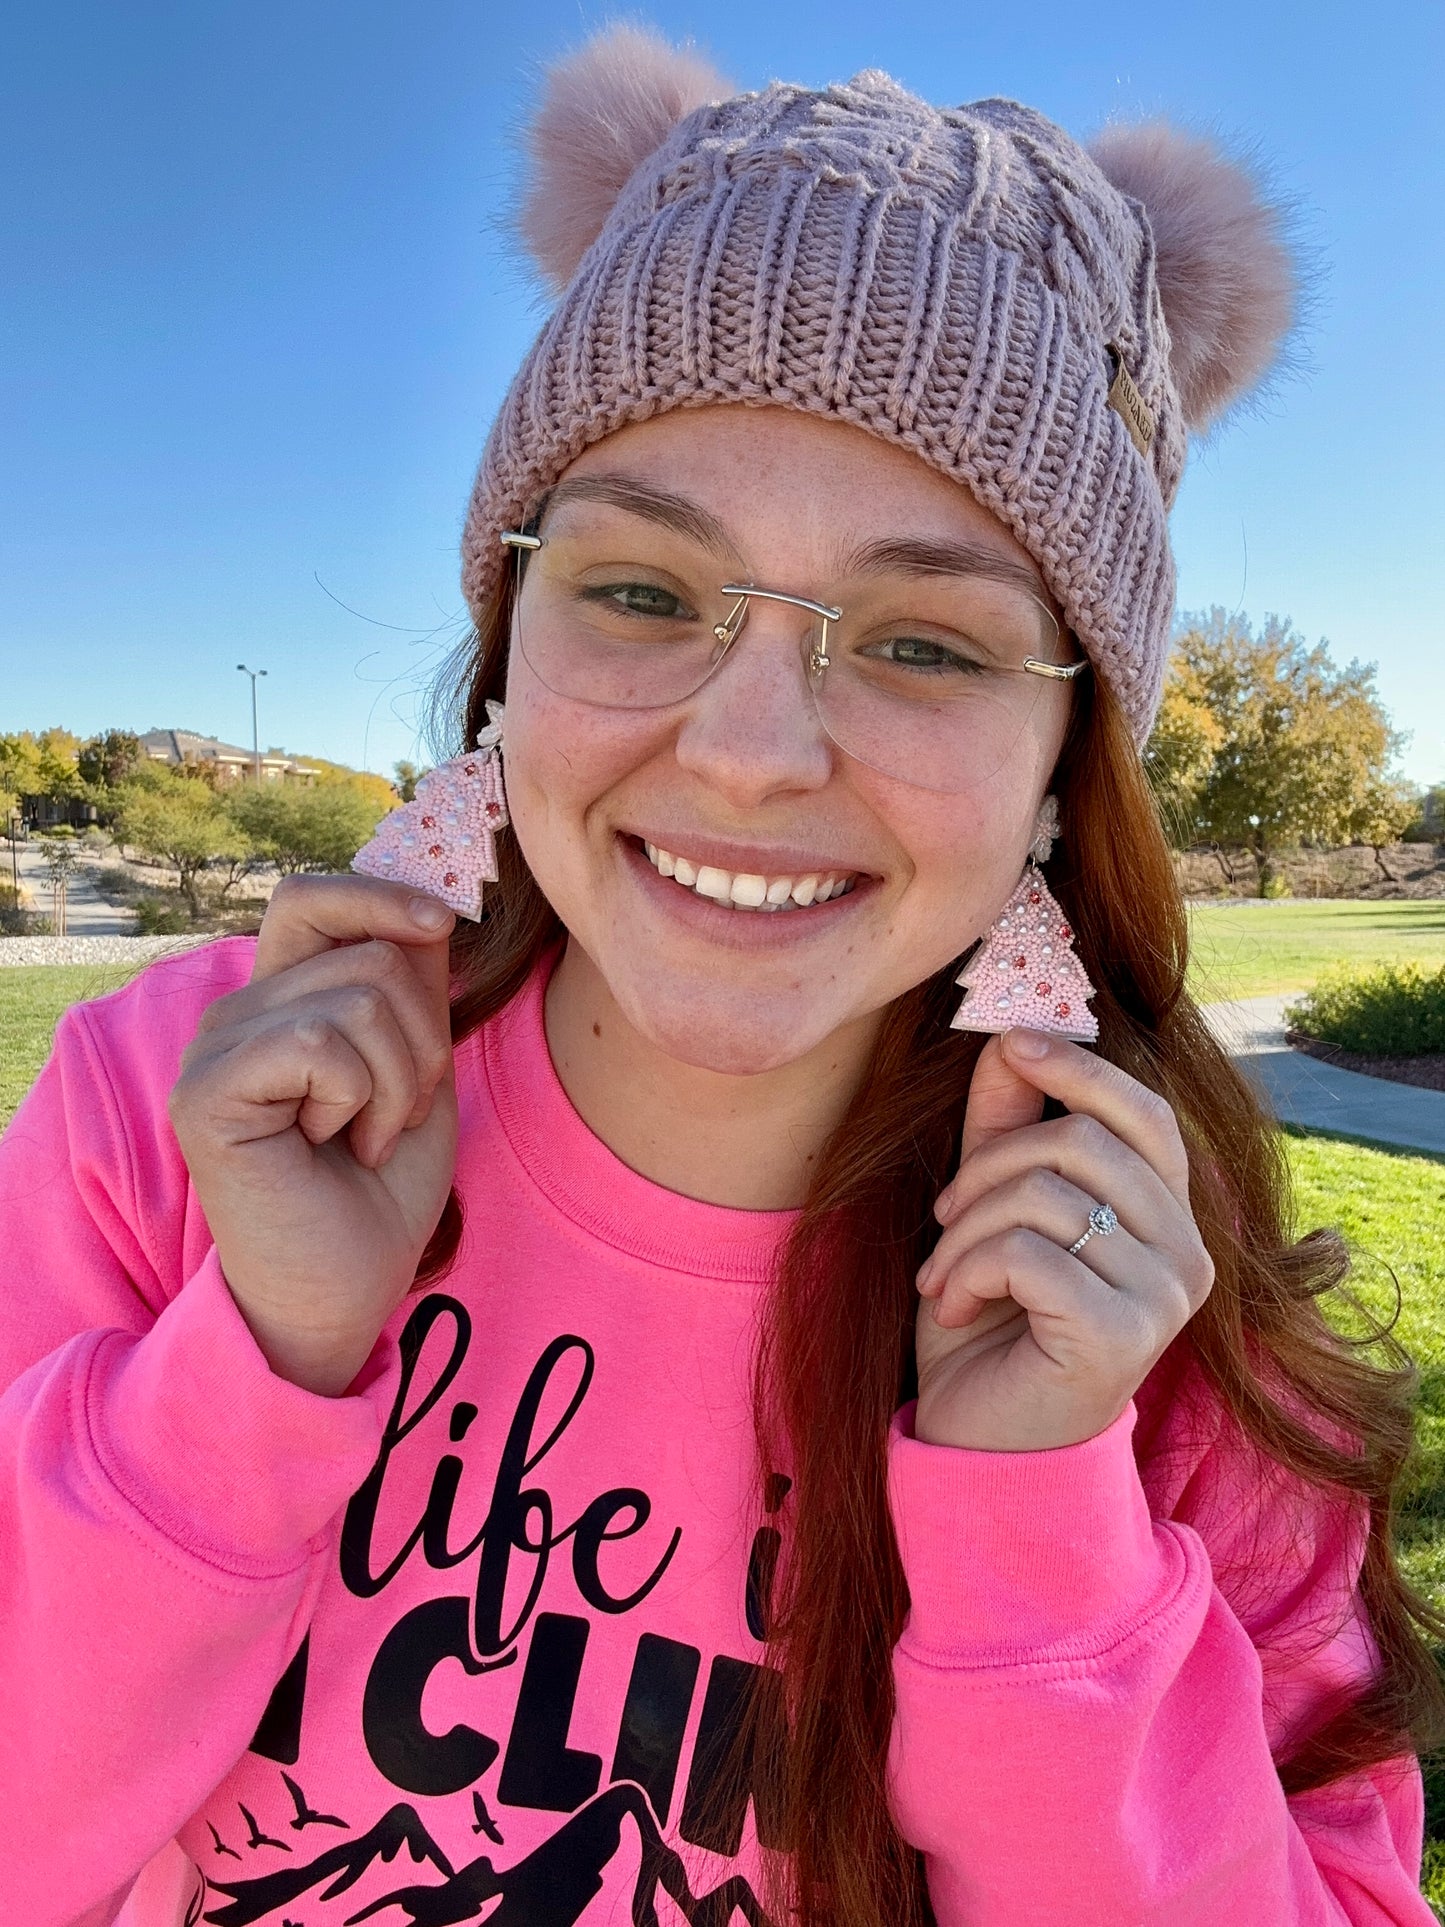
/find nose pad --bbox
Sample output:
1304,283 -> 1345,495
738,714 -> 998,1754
675,600 -> 835,796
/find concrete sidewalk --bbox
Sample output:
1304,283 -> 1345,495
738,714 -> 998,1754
1202,995 -> 1445,1157
5,842 -> 135,937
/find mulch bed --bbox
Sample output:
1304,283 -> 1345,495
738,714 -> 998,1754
1286,1031 -> 1445,1093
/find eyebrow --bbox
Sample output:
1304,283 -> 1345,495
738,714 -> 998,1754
540,475 -> 1050,601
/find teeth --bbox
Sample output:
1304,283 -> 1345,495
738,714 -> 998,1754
640,842 -> 858,912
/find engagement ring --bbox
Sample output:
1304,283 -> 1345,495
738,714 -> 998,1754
1067,1202 -> 1118,1256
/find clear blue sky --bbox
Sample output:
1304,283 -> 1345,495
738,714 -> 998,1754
5,0 -> 1442,784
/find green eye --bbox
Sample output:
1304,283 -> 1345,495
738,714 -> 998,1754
589,582 -> 691,620
866,636 -> 984,675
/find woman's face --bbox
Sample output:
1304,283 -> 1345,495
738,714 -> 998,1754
502,406 -> 1079,1076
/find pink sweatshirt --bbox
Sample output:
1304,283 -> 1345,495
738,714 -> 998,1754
0,936 -> 1433,1927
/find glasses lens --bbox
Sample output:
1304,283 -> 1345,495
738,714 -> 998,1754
808,581 -> 1069,793
512,515 -> 728,710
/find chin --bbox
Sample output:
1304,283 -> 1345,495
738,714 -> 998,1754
615,977 -> 839,1078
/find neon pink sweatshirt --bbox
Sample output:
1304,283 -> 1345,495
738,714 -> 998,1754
0,937 -> 1433,1927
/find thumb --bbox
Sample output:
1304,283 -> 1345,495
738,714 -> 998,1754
960,1032 -> 1046,1163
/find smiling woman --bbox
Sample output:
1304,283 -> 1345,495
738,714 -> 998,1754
2,22 -> 1444,1927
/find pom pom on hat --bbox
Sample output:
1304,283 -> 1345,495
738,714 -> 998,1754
1088,121 -> 1300,430
517,26 -> 731,294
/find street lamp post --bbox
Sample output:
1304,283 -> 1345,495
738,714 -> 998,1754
236,664 -> 268,783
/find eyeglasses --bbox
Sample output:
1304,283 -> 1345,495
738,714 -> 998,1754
500,508 -> 1087,795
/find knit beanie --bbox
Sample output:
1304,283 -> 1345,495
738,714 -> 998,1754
461,27 -> 1300,743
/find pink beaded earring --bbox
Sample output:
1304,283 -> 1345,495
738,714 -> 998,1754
950,797 -> 1100,1043
351,700 -> 508,920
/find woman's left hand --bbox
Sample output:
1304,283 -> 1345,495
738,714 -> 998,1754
914,1027 -> 1215,1452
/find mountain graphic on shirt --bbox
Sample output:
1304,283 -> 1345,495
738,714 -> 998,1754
202,1784 -> 772,1926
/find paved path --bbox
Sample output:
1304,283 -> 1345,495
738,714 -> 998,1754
5,842 -> 134,936
1202,995 -> 1445,1157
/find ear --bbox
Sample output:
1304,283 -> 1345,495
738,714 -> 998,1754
1088,121 -> 1301,431
516,25 -> 732,295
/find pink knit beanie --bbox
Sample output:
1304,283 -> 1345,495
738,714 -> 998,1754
461,28 -> 1300,742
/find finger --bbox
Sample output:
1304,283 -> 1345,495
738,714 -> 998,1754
202,939 -> 452,1130
956,1033 -> 1046,1170
252,874 -> 455,984
991,1028 -> 1193,1207
919,1166 -> 1151,1298
929,1226 -> 1124,1337
209,988 -> 420,1165
174,1009 -> 375,1155
937,1108 -> 1182,1244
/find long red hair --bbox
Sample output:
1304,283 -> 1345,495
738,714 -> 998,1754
412,573 -> 1445,1926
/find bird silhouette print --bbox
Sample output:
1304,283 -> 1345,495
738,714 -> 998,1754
469,1792 -> 503,1845
239,1802 -> 291,1852
207,1822 -> 241,1862
282,1772 -> 349,1831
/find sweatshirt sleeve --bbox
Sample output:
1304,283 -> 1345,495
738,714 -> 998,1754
886,1393 -> 1435,1927
0,945 -> 402,1927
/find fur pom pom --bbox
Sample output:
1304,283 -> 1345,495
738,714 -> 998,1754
517,26 -> 731,294
1089,121 -> 1299,430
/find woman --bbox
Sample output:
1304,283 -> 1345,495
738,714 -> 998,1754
1,27 -> 1441,1927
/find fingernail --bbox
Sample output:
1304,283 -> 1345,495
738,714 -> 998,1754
409,895 -> 452,929
1006,1027 -> 1051,1059
916,1257 -> 936,1294
934,1187 -> 953,1223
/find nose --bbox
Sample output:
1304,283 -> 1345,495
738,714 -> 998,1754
671,605 -> 835,806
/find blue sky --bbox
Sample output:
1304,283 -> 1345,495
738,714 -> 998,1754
5,0 -> 1442,784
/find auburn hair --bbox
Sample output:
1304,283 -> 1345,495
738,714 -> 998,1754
412,561 -> 1445,1926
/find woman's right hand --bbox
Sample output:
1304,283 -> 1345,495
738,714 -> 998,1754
168,875 -> 460,1397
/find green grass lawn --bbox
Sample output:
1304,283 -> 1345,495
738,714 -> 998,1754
1188,900 -> 1445,1002
2,952 -> 1445,1907
0,963 -> 140,1124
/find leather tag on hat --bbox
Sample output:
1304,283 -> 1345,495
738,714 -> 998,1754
1106,345 -> 1155,456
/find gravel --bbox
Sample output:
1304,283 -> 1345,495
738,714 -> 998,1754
0,934 -> 219,968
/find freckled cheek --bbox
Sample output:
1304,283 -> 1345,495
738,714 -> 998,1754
502,687 -> 669,869
889,791 -> 1030,944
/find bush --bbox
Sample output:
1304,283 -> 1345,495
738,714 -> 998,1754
133,896 -> 193,936
1287,963 -> 1445,1056
0,884 -> 32,936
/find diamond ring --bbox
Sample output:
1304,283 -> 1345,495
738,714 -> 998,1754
1067,1202 -> 1119,1256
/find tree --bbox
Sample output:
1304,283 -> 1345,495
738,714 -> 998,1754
1146,610 -> 1409,895
35,728 -> 83,802
225,783 -> 385,875
1347,777 -> 1420,882
115,775 -> 235,911
393,759 -> 431,803
77,730 -> 143,791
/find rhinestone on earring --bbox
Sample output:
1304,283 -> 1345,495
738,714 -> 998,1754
351,700 -> 508,920
950,798 -> 1099,1042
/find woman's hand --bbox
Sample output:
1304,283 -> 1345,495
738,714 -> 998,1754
913,1028 -> 1214,1452
168,875 -> 459,1398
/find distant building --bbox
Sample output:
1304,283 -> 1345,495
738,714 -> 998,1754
139,729 -> 318,787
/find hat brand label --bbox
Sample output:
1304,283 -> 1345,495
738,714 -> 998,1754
1106,346 -> 1155,457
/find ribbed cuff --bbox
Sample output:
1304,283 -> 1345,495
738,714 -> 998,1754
85,1248 -> 400,1577
888,1399 -> 1186,1665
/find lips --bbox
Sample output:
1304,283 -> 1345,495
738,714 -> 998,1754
640,840 -> 859,911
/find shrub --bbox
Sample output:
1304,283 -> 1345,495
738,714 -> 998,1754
133,896 -> 193,936
1287,962 -> 1445,1056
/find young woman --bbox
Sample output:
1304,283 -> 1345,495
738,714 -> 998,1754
2,29 -> 1441,1927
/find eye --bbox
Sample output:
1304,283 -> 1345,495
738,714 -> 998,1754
861,634 -> 985,675
584,581 -> 694,621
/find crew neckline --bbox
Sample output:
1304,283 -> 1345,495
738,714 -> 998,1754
470,946 -> 799,1285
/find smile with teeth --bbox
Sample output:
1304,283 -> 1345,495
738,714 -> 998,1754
640,841 -> 860,911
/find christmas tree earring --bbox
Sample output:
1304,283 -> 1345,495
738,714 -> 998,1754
351,700 -> 509,921
950,796 -> 1100,1043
